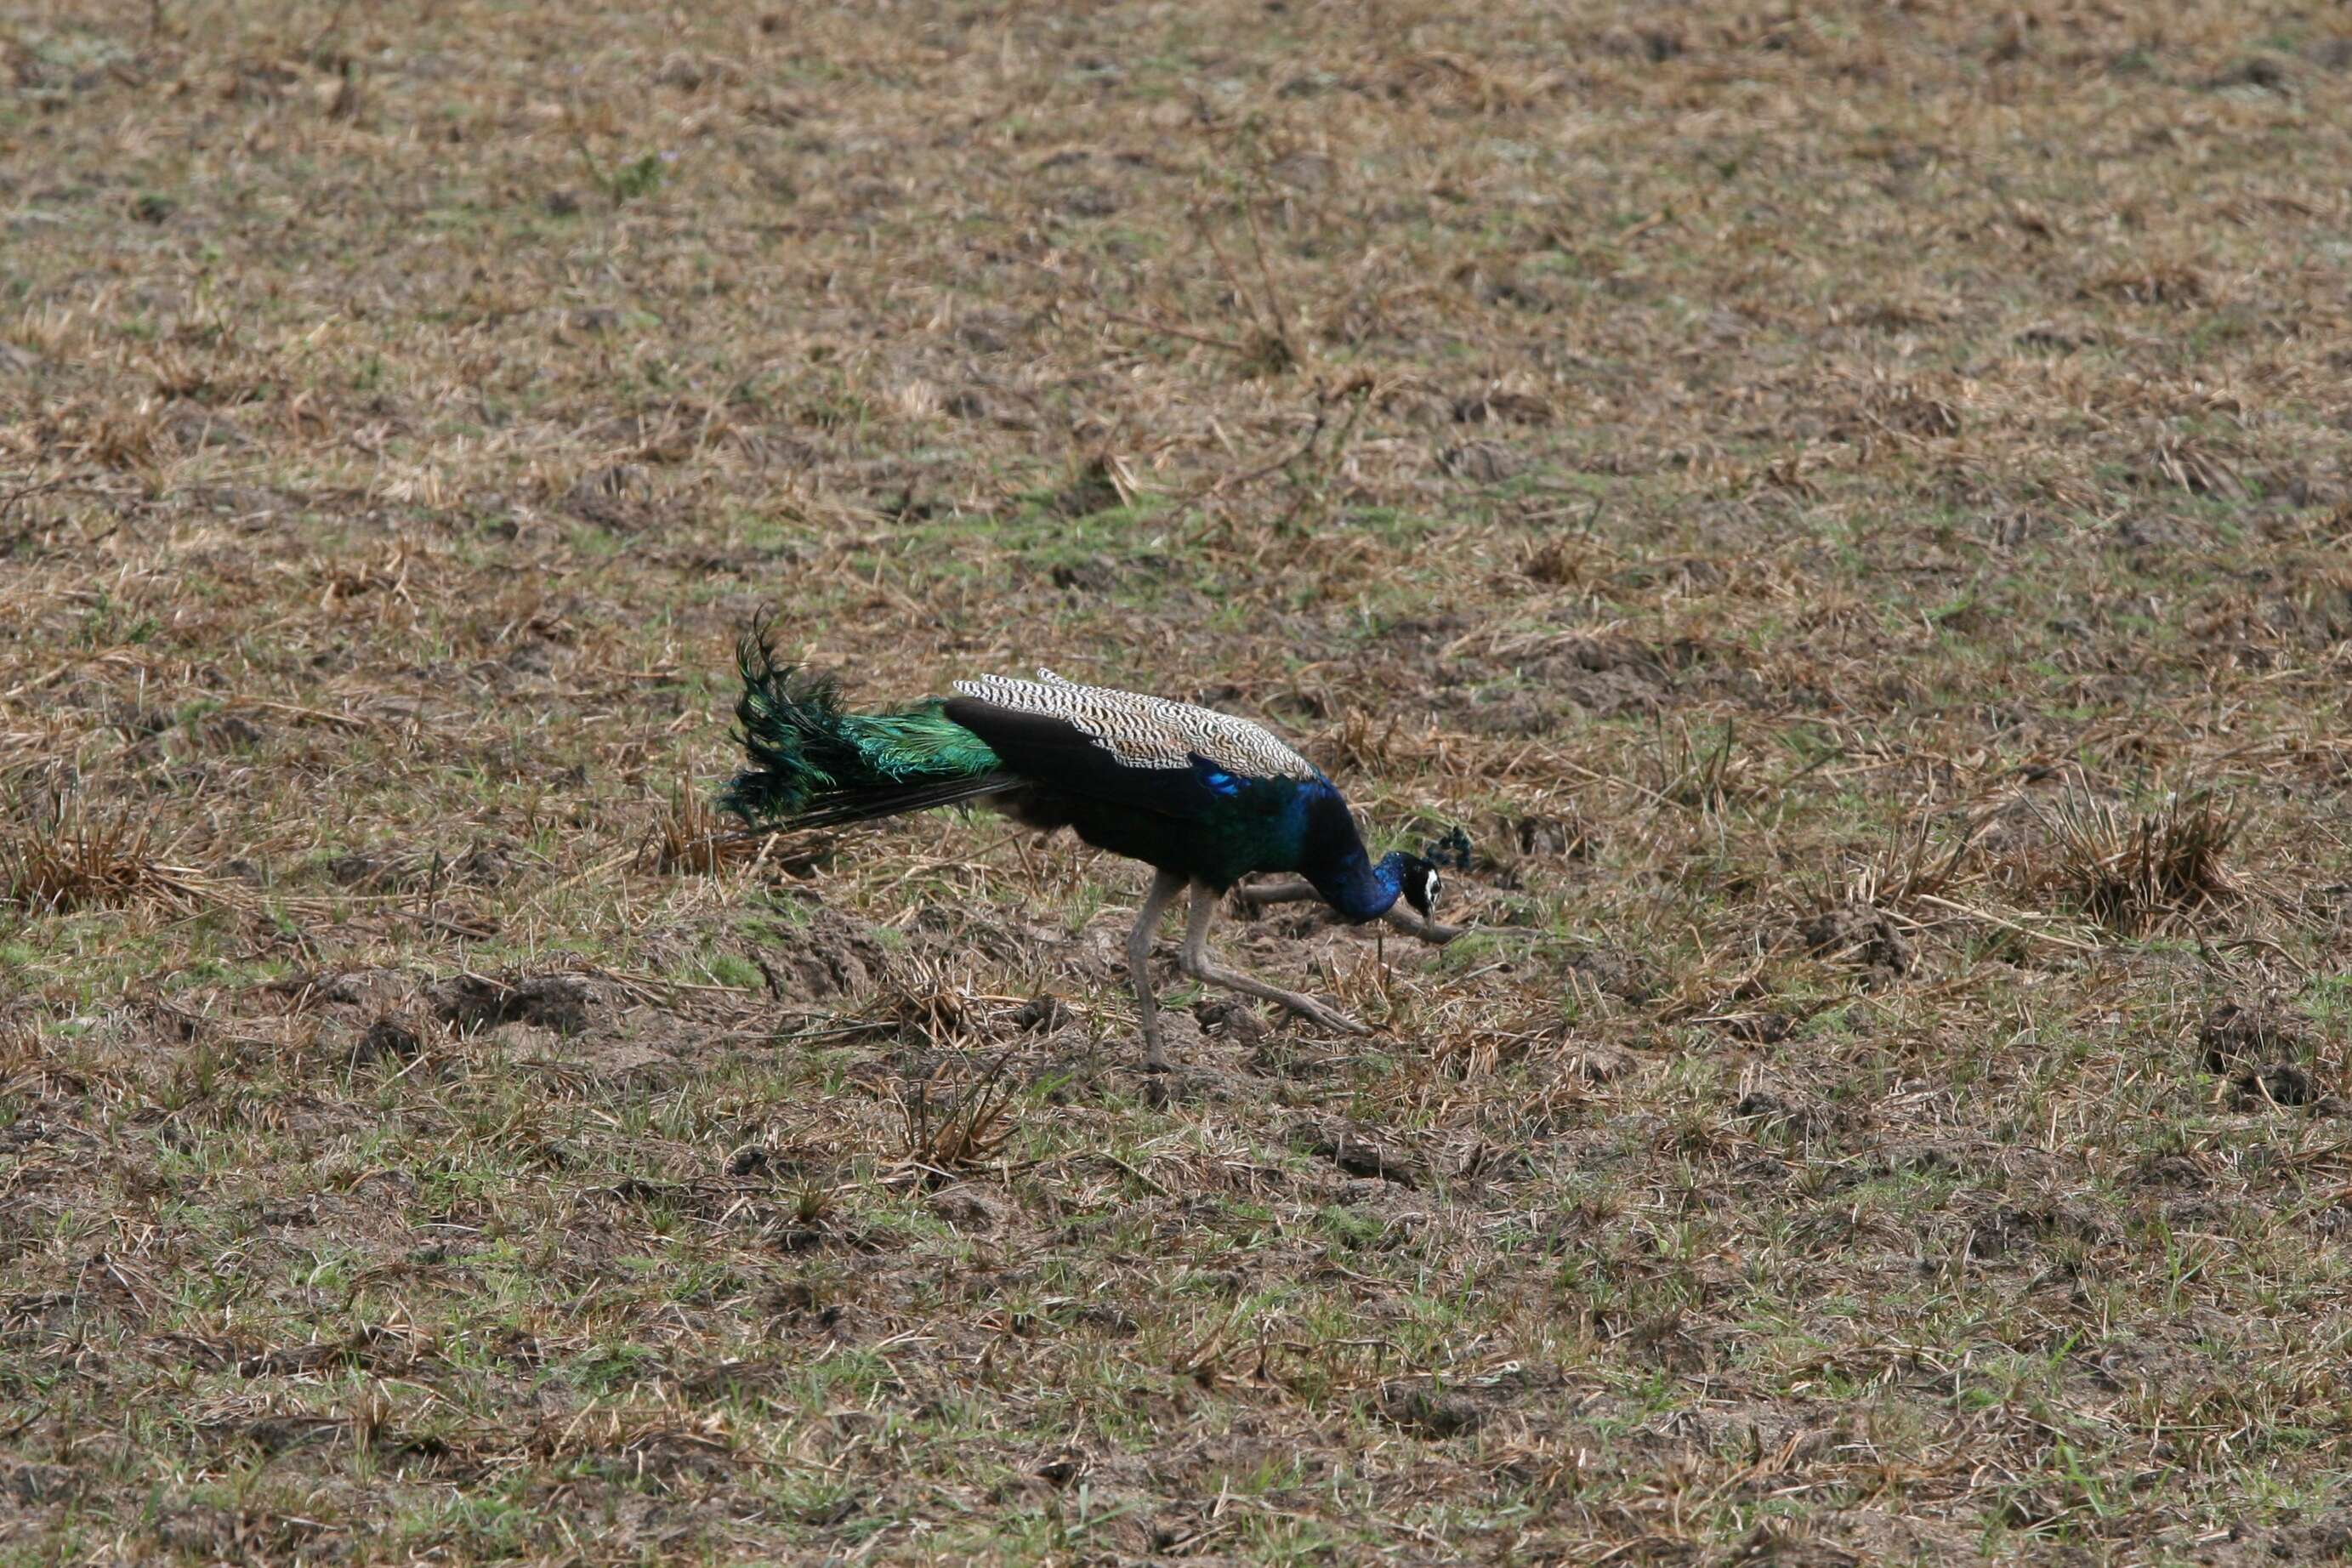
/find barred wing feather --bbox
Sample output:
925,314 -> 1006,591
951,672 -> 1317,782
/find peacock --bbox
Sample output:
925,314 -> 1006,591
720,628 -> 1466,1070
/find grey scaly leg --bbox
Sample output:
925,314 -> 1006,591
1236,877 -> 1466,946
1182,883 -> 1369,1036
1128,869 -> 1185,1071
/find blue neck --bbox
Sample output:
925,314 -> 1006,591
1315,849 -> 1407,923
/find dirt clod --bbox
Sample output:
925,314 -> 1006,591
1732,1085 -> 1843,1135
1796,903 -> 1912,980
1450,388 -> 1552,426
429,974 -> 593,1037
1438,440 -> 1523,482
2,1461 -> 79,1505
1372,1378 -> 1488,1437
2199,1001 -> 2303,1071
928,1186 -> 1010,1232
1565,947 -> 1658,1004
1301,1122 -> 1422,1186
754,909 -> 892,998
350,1018 -> 422,1067
1968,1202 -> 2110,1261
1513,814 -> 1592,860
1014,994 -> 1068,1032
1720,1013 -> 1798,1044
1193,997 -> 1267,1045
2232,1062 -> 2319,1111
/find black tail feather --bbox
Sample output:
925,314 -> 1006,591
767,773 -> 1023,832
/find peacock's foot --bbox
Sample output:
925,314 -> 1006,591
1261,989 -> 1370,1037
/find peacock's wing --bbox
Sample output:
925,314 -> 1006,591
944,673 -> 1315,819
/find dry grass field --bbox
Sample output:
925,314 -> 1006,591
4,0 -> 2352,1561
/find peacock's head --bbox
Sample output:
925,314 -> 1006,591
1399,855 -> 1443,918
1405,826 -> 1474,917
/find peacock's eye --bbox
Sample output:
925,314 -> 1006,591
1426,872 -> 1442,906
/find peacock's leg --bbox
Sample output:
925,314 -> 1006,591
1236,878 -> 1465,946
1128,869 -> 1186,1071
1182,883 -> 1370,1036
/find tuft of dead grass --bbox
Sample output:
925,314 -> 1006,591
1,794 -> 205,914
894,1054 -> 1020,1178
2038,787 -> 2240,934
636,782 -> 762,876
2144,435 -> 2247,498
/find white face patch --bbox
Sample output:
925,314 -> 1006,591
1425,872 -> 1442,906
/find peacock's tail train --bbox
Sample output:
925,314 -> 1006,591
721,628 -> 1014,829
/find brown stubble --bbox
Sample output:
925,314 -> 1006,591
1,0 -> 2350,1562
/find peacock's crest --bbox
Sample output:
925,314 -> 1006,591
1423,826 -> 1474,871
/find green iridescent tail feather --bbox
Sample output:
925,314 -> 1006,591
721,628 -> 1011,828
